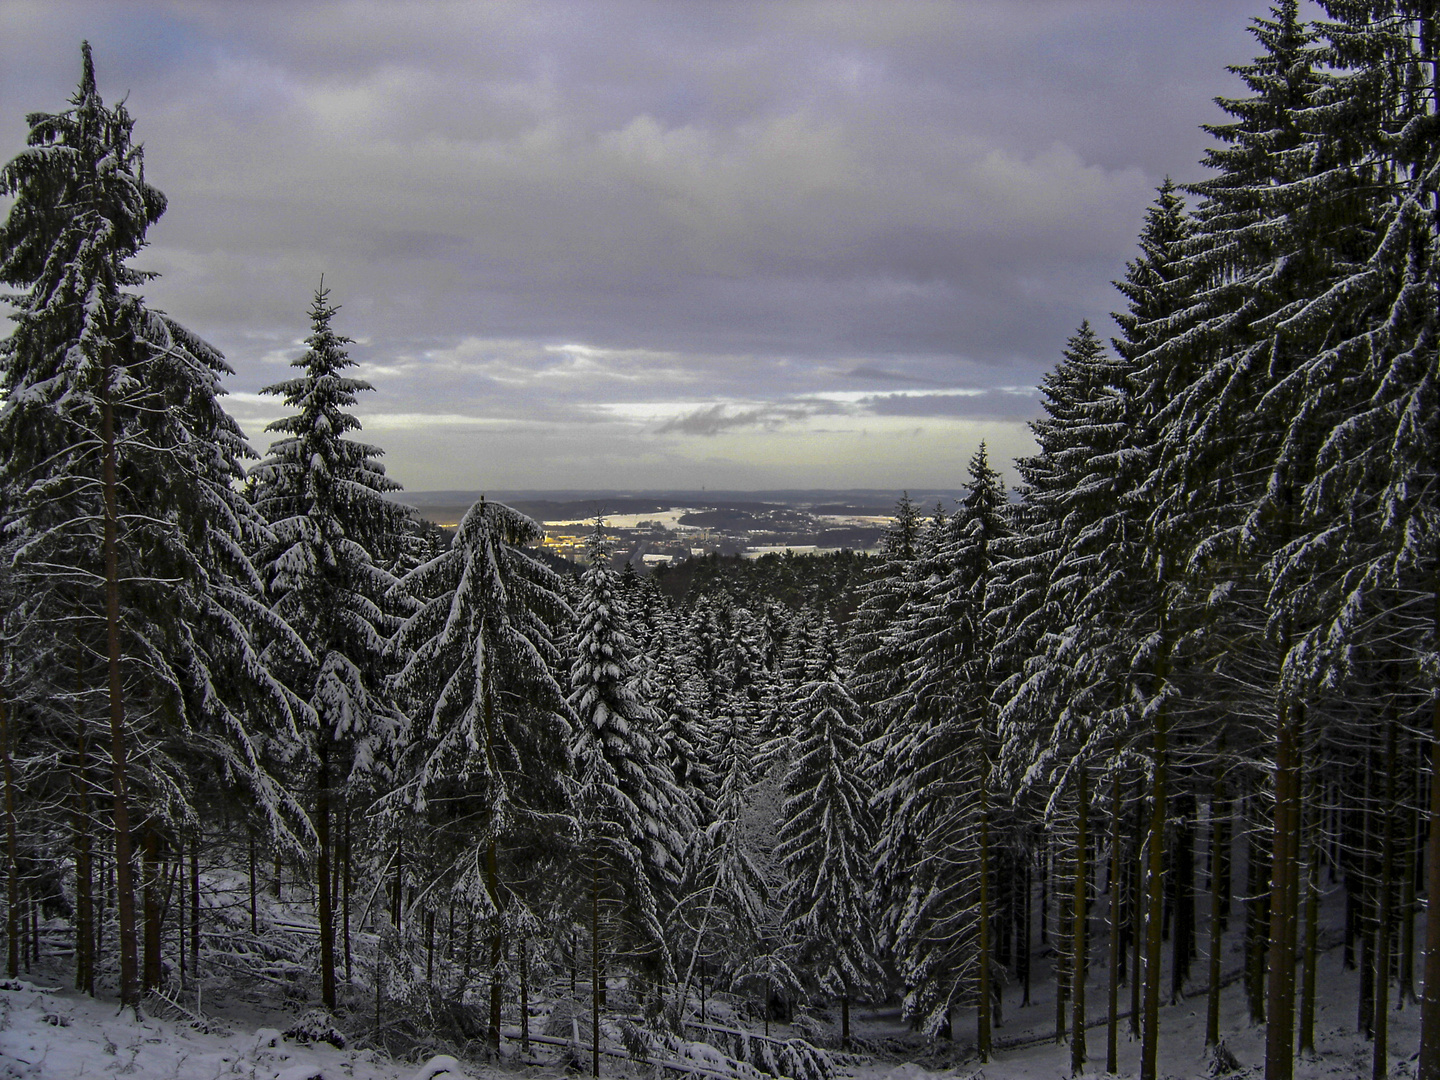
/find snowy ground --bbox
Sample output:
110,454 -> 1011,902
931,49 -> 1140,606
0,859 -> 1422,1080
0,975 -> 479,1080
0,937 -> 1422,1080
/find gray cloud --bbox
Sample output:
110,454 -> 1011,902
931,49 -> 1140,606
655,402 -> 821,437
1,0 -> 1273,489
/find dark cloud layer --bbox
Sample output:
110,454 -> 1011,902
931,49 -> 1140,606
0,1 -> 1273,489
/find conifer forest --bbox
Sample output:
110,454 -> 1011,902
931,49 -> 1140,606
5,4 -> 1440,1080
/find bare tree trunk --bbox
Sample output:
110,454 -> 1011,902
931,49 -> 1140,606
317,740 -> 335,1009
101,386 -> 139,1010
1056,852 -> 1071,1045
426,909 -> 435,984
978,762 -> 992,1063
1298,779 -> 1319,1057
1072,767 -> 1088,1076
1140,693 -> 1168,1080
487,837 -> 502,1052
74,646 -> 95,996
142,825 -> 162,991
247,827 -> 258,935
1400,796 -> 1418,1007
1207,769 -> 1227,1048
520,928 -> 531,1055
2,696 -> 17,979
1374,720 -> 1397,1080
1021,847 -> 1033,1008
1171,787 -> 1195,1003
189,829 -> 199,985
343,804 -> 352,984
1265,701 -> 1299,1080
1108,762 -> 1123,1074
1130,779 -> 1144,1039
1421,651 -> 1440,1078
592,850 -> 601,1079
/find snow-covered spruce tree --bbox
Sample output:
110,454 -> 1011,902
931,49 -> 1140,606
1248,7 -> 1440,1074
677,706 -> 773,1019
1144,9 -> 1356,1074
848,493 -> 922,729
869,503 -> 952,1030
776,671 -> 881,1049
875,448 -> 1009,1058
995,320 -> 1146,1073
1108,178 -> 1201,1080
0,43 -> 305,1008
249,284 -> 409,1009
389,497 -> 572,1048
567,527 -> 692,1050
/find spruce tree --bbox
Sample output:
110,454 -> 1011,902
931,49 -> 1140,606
0,43 -> 304,1008
776,672 -> 881,1048
249,284 -> 408,1008
568,528 -> 692,965
389,497 -> 572,1046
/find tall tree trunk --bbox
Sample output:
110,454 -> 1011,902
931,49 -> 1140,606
520,928 -> 531,1055
142,825 -> 162,991
1266,701 -> 1299,1080
247,827 -> 258,935
2,696 -> 17,979
1108,762 -> 1122,1074
1298,772 -> 1320,1057
1140,684 -> 1169,1080
978,763 -> 992,1063
1056,851 -> 1071,1045
1422,621 -> 1440,1078
1247,799 -> 1270,1024
317,740 -> 335,1009
1071,767 -> 1088,1076
487,837 -> 502,1051
1400,796 -> 1418,1007
343,802 -> 352,984
591,849 -> 601,1079
101,386 -> 139,1010
1021,847 -> 1032,1007
1171,787 -> 1195,1003
1207,773 -> 1227,1048
74,647 -> 95,996
1374,720 -> 1397,1080
189,828 -> 199,986
1130,779 -> 1144,1039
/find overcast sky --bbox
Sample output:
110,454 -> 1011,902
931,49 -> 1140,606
2,1 -> 1274,492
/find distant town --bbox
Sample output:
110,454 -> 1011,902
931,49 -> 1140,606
400,490 -> 968,568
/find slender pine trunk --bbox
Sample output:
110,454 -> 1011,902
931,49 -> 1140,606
343,802 -> 352,984
1374,720 -> 1397,1080
1421,645 -> 1440,1077
189,829 -> 199,986
1072,766 -> 1088,1076
101,385 -> 139,1010
1207,774 -> 1226,1048
520,929 -> 530,1055
1108,762 -> 1122,1074
1140,693 -> 1169,1080
1265,701 -> 1298,1080
978,760 -> 992,1062
591,849 -> 601,1079
142,824 -> 161,991
3,696 -> 17,979
247,827 -> 257,935
487,837 -> 502,1051
1298,778 -> 1319,1057
317,740 -> 335,1009
1131,778 -> 1144,1039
